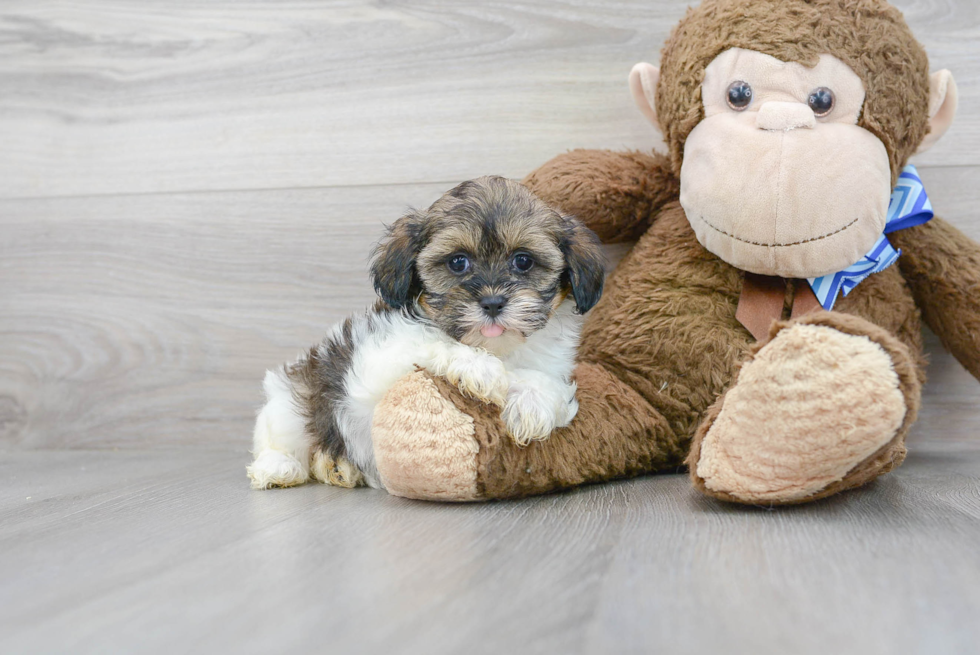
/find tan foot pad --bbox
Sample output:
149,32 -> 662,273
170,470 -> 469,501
372,370 -> 481,501
696,324 -> 907,503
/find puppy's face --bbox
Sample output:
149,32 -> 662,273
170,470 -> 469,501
371,176 -> 604,350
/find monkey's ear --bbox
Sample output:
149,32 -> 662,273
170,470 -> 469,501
916,70 -> 958,154
559,216 -> 606,315
370,210 -> 427,309
629,62 -> 662,134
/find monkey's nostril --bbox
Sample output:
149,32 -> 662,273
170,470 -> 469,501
480,295 -> 507,318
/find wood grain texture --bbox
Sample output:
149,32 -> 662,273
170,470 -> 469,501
0,183 -> 445,449
0,447 -> 978,654
0,0 -> 978,199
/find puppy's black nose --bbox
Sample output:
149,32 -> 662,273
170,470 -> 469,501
480,295 -> 506,318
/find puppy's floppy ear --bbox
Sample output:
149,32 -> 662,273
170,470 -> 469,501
559,215 -> 605,314
370,209 -> 429,309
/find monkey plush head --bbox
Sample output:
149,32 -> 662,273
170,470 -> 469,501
629,0 -> 958,278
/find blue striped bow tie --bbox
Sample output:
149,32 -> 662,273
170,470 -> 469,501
808,165 -> 934,311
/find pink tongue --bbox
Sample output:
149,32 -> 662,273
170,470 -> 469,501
480,324 -> 505,338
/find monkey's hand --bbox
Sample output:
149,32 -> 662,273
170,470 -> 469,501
501,370 -> 578,446
522,149 -> 679,243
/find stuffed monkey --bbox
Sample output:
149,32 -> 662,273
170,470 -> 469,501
362,0 -> 980,505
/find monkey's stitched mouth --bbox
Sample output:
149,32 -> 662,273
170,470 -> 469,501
696,215 -> 859,247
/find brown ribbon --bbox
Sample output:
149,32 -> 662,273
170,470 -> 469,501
735,273 -> 821,342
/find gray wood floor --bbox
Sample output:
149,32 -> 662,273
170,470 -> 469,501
3,446 -> 980,654
2,1 -> 979,653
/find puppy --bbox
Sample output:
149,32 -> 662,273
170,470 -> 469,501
246,176 -> 605,490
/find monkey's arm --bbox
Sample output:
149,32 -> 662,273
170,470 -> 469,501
522,149 -> 679,243
889,217 -> 980,381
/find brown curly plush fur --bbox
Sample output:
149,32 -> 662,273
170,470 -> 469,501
523,150 -> 680,243
370,0 -> 980,504
891,219 -> 980,380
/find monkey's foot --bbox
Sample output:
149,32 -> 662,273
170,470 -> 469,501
688,313 -> 920,505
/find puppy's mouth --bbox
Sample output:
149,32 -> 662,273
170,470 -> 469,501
460,318 -> 523,350
456,294 -> 550,347
480,323 -> 506,338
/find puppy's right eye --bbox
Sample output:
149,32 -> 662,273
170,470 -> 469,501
511,253 -> 534,272
447,254 -> 470,274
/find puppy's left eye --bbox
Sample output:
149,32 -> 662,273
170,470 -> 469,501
447,254 -> 470,274
511,253 -> 534,272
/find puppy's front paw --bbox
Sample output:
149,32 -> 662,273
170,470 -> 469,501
443,349 -> 508,406
502,380 -> 578,446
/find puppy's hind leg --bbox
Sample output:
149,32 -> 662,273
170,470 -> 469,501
246,369 -> 311,489
310,447 -> 364,489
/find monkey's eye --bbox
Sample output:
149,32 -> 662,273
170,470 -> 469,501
511,253 -> 534,272
447,254 -> 470,274
726,81 -> 753,111
808,87 -> 835,117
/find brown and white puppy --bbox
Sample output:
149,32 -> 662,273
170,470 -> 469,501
247,176 -> 605,490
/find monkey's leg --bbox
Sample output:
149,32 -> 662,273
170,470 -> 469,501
688,312 -> 921,505
370,361 -> 682,501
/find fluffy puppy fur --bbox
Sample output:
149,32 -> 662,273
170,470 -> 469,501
247,176 -> 605,490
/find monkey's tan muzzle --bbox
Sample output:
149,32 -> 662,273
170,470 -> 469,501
680,110 -> 892,279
